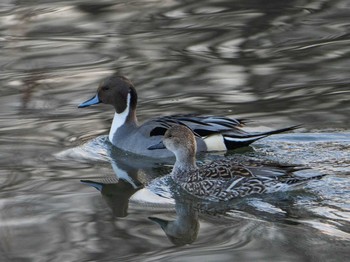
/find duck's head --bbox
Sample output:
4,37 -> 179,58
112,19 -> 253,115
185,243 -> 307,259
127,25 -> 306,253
149,216 -> 199,246
78,75 -> 138,114
149,125 -> 197,161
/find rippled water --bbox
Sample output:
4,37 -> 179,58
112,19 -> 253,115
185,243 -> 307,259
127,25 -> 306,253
0,0 -> 349,261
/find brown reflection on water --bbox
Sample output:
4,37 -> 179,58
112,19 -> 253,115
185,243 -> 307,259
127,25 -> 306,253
0,0 -> 348,128
0,0 -> 350,261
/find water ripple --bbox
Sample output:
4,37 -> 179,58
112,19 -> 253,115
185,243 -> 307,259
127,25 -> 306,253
0,0 -> 350,261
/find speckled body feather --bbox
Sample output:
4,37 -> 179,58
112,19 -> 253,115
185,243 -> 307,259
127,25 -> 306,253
147,124 -> 325,202
173,159 -> 325,201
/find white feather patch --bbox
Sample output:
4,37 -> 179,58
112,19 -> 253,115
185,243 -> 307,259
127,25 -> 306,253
224,135 -> 265,142
111,161 -> 138,189
203,134 -> 227,151
109,93 -> 130,142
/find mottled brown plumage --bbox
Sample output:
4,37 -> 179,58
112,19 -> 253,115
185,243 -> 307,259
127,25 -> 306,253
157,125 -> 325,202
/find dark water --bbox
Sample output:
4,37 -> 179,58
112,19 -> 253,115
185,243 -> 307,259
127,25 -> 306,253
0,0 -> 350,261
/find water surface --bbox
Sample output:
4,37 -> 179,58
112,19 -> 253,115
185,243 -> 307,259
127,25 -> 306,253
0,0 -> 349,261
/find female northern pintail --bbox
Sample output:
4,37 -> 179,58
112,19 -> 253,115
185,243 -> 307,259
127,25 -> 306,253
148,125 -> 325,201
78,75 -> 299,158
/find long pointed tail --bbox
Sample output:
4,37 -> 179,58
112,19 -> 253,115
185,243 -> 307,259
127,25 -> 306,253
264,173 -> 326,193
250,124 -> 302,137
222,125 -> 301,150
284,173 -> 326,185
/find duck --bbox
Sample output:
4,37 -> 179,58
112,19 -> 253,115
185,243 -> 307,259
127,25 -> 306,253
148,125 -> 325,201
78,75 -> 299,158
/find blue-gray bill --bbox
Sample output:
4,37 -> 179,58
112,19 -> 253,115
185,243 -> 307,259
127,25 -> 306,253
148,141 -> 166,150
78,94 -> 101,108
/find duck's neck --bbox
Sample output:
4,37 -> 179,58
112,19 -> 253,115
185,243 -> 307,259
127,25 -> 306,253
172,150 -> 197,176
109,93 -> 138,143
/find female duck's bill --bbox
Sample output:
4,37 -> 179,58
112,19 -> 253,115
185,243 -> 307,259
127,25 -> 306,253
148,141 -> 166,150
78,94 -> 101,108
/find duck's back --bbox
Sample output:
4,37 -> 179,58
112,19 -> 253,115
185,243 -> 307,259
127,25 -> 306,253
174,160 -> 325,201
111,118 -> 208,158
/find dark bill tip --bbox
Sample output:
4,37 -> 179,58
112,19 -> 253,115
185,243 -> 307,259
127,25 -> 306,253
78,94 -> 101,108
147,141 -> 166,150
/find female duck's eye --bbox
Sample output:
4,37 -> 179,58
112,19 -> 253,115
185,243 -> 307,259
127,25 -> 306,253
102,86 -> 109,91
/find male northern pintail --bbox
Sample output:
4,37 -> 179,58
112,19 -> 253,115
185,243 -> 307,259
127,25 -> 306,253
148,125 -> 325,201
78,75 -> 299,158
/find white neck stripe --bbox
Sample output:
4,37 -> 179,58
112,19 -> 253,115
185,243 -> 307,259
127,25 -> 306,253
111,161 -> 138,189
109,93 -> 130,143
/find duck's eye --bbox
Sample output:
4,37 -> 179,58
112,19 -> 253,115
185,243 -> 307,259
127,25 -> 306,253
102,86 -> 109,91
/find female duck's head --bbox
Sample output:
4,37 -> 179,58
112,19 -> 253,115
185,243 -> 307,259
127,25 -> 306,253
163,125 -> 197,158
149,125 -> 197,170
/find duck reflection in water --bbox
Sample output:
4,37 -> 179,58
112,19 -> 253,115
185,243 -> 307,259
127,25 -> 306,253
81,169 -> 200,246
79,154 -> 173,218
76,125 -> 325,246
81,176 -> 143,218
149,197 -> 200,246
80,153 -> 324,247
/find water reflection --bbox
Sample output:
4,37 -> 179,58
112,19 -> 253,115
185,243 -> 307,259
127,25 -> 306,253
77,141 -> 338,248
149,199 -> 200,246
2,0 -> 349,127
81,178 -> 143,218
1,0 -> 350,260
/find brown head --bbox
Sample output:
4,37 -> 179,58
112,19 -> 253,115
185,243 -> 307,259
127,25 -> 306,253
78,75 -> 138,114
162,125 -> 197,158
147,126 -> 198,171
97,75 -> 137,113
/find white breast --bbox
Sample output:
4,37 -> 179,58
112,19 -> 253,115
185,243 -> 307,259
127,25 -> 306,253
109,93 -> 131,142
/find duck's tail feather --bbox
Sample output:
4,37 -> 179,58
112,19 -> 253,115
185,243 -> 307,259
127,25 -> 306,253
264,173 -> 326,193
222,125 -> 302,150
282,173 -> 326,185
